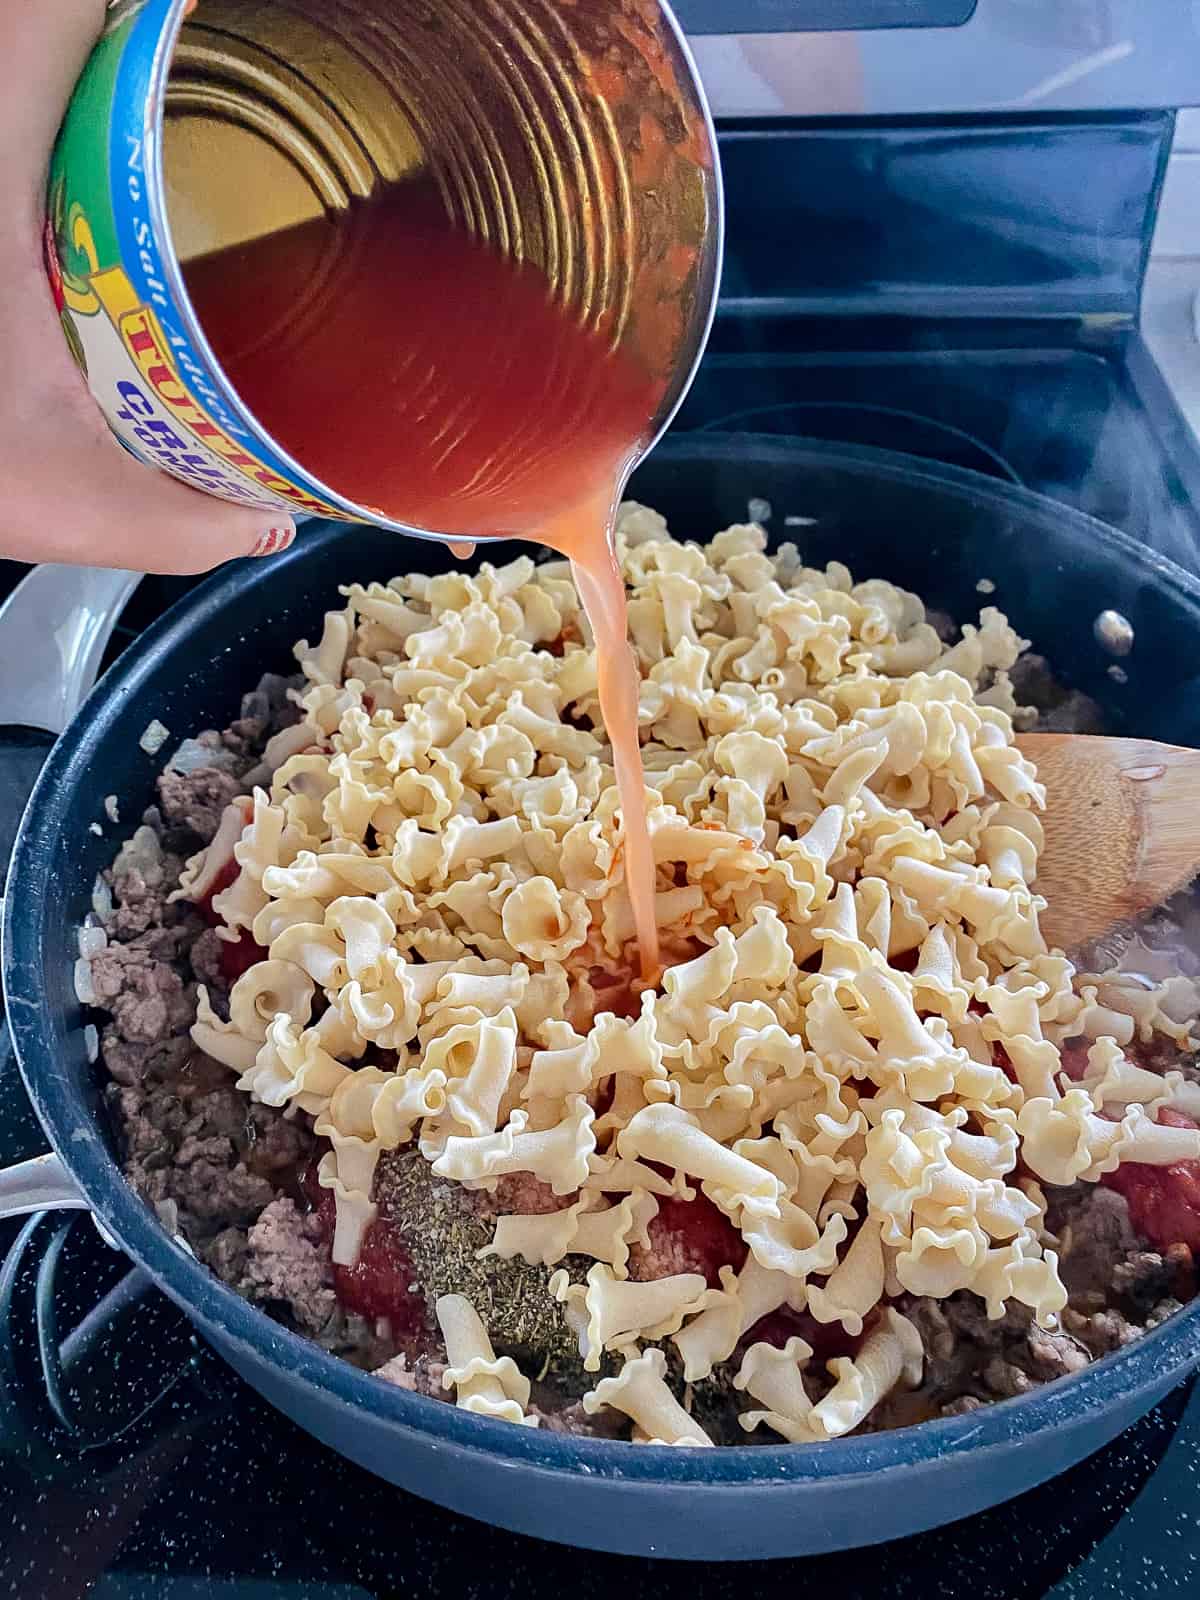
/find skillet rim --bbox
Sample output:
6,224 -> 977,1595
7,433 -> 1200,1489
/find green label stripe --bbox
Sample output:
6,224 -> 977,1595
48,12 -> 136,286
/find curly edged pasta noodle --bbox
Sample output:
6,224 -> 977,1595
182,503 -> 1200,1443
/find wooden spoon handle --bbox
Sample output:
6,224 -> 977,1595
1014,733 -> 1200,953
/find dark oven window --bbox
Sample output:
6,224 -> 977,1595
674,1 -> 977,35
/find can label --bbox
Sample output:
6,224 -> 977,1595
46,0 -> 349,522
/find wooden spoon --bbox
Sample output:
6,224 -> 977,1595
1013,733 -> 1200,954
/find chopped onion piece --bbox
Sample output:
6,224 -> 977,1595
73,957 -> 97,1006
91,875 -> 113,919
139,719 -> 170,755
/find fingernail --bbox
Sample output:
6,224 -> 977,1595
250,526 -> 296,559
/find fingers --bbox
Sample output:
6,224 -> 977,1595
2,392 -> 298,573
89,443 -> 299,573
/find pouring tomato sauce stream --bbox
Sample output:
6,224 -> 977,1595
184,178 -> 667,977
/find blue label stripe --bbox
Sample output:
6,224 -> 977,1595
108,0 -> 335,502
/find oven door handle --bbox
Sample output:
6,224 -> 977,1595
0,564 -> 140,736
0,1151 -> 90,1220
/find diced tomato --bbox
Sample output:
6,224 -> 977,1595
1157,1107 -> 1198,1131
300,1160 -> 325,1212
335,1216 -> 425,1338
589,965 -> 640,1020
194,856 -> 267,983
218,931 -> 268,984
991,1040 -> 1017,1083
1103,1105 -> 1200,1253
590,940 -> 707,1022
546,622 -> 584,660
643,1190 -> 748,1288
196,857 -> 240,925
741,1304 -> 865,1365
305,1165 -> 427,1341
1058,1039 -> 1092,1083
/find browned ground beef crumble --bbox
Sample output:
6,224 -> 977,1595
90,665 -> 1196,1442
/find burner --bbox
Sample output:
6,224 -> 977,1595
0,1361 -> 1192,1595
696,400 -> 1024,484
6,98 -> 1200,1582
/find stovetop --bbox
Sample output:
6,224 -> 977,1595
1,1164 -> 1197,1600
4,318 -> 1200,1596
683,334 -> 1200,571
7,95 -> 1200,1593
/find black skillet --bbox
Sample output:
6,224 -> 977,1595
3,434 -> 1200,1558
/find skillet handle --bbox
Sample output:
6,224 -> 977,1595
0,564 -> 141,736
0,565 -> 140,893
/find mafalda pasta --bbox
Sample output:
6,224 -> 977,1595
161,505 -> 1200,1443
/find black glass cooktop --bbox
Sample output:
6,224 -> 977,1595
4,319 -> 1200,1595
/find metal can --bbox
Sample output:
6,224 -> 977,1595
46,0 -> 721,540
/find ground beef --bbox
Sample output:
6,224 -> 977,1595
245,1105 -> 313,1177
189,927 -> 228,991
531,1395 -> 626,1437
880,1297 -> 1089,1421
1112,1251 -> 1178,1310
1050,1184 -> 1139,1301
157,765 -> 246,846
887,1184 -> 1191,1422
104,827 -> 190,938
102,1032 -> 192,1089
373,1353 -> 451,1400
1009,652 -> 1106,734
93,679 -> 363,1357
235,1199 -> 341,1337
91,926 -> 199,1043
941,1395 -> 985,1417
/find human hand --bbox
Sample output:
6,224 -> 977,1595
0,0 -> 295,573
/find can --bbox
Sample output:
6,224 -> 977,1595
46,0 -> 722,541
